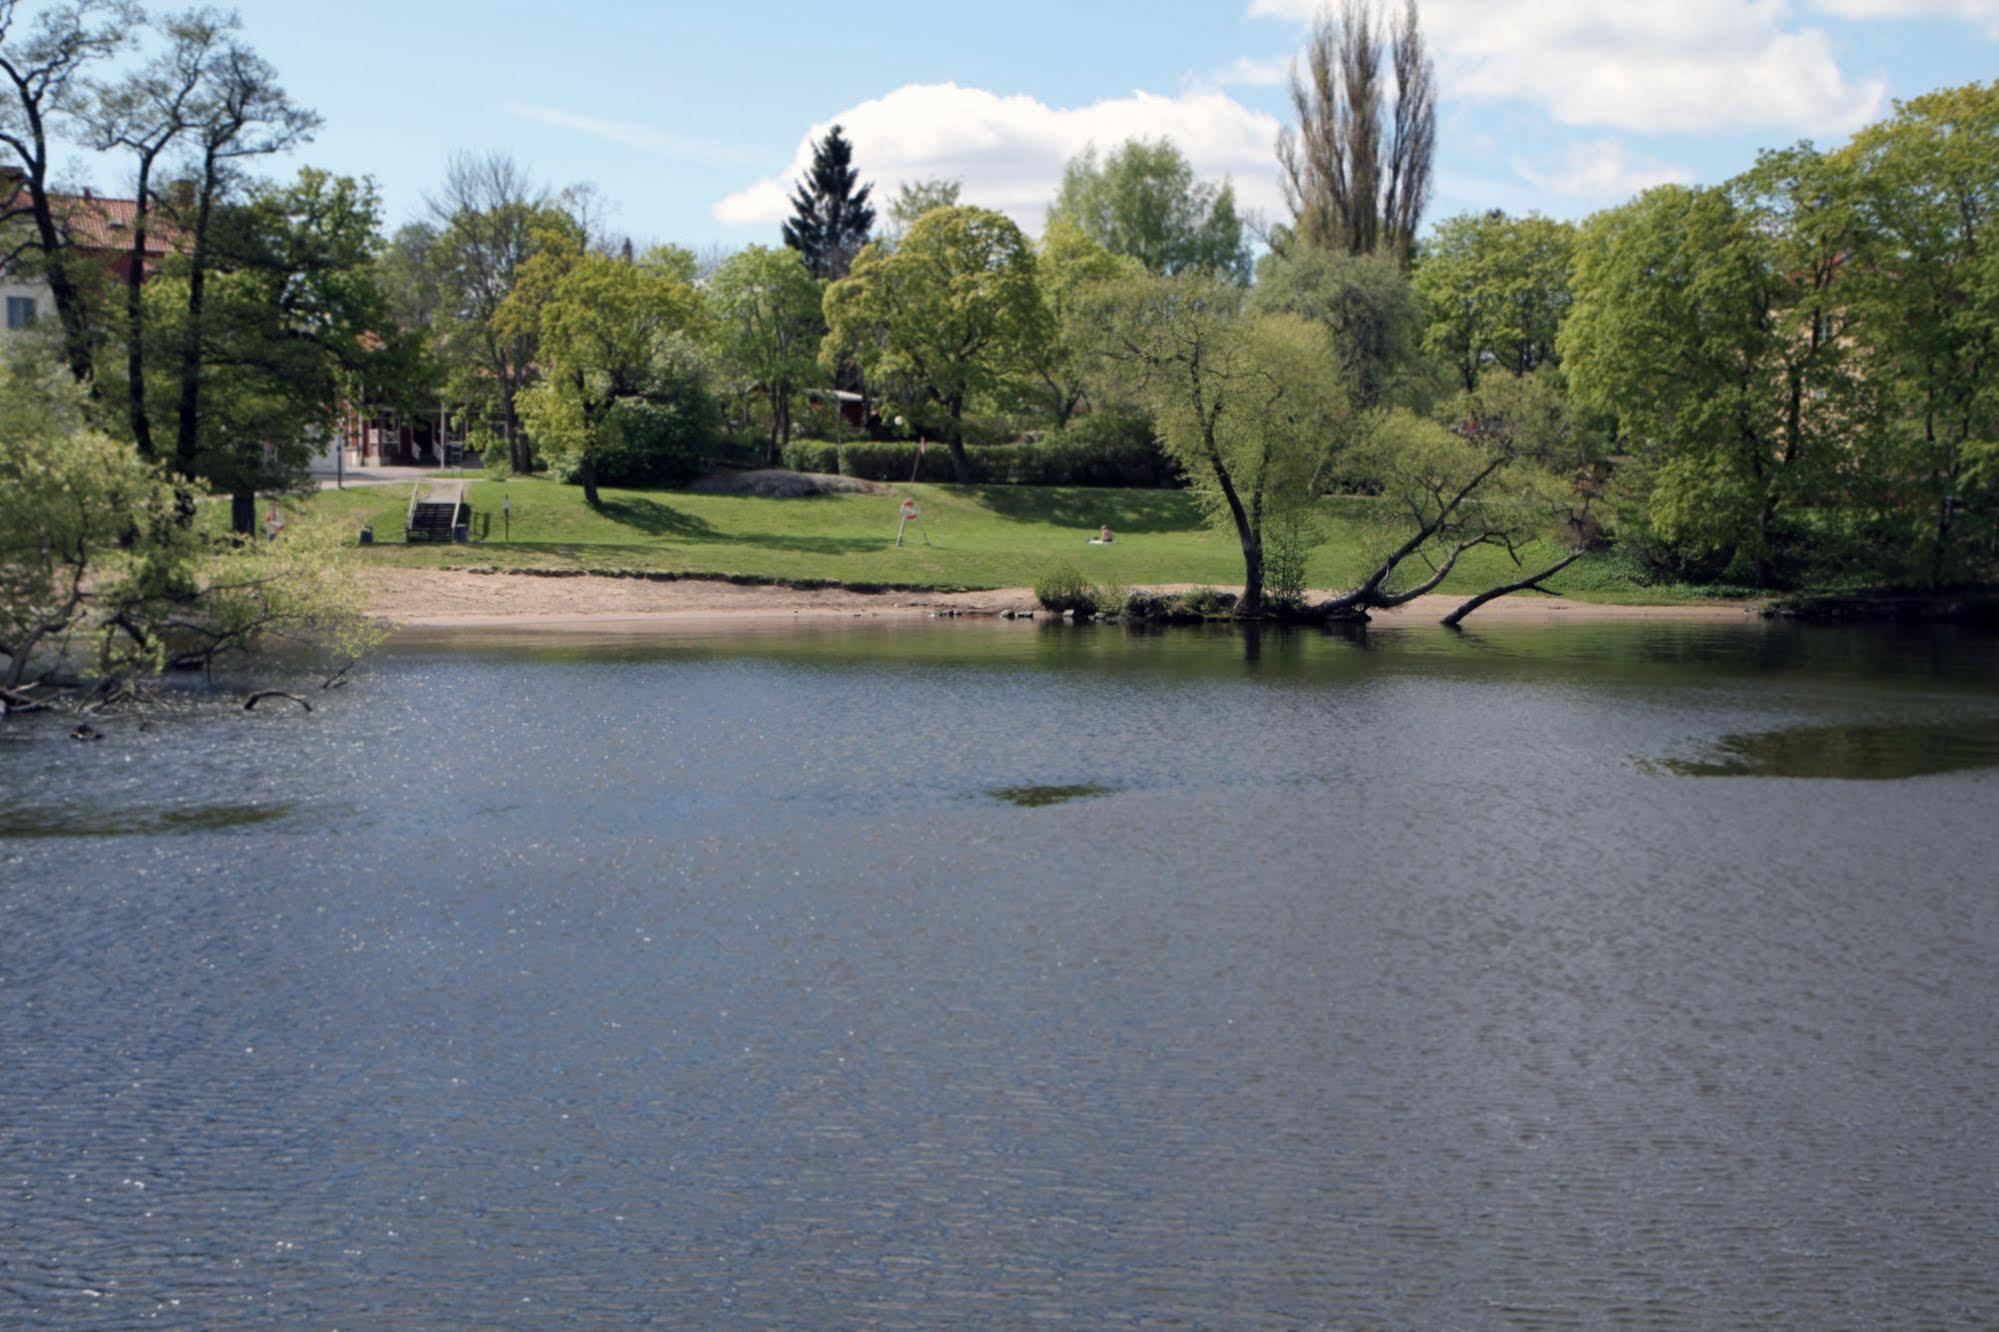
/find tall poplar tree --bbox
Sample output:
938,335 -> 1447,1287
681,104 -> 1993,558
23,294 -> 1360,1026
781,123 -> 874,280
1278,0 -> 1435,267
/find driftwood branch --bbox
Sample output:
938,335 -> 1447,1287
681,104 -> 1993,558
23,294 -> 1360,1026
1441,550 -> 1587,628
244,689 -> 313,713
0,685 -> 51,715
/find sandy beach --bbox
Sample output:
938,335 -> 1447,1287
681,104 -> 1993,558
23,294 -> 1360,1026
366,568 -> 1764,630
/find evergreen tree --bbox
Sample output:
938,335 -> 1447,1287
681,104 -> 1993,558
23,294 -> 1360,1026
782,123 -> 875,279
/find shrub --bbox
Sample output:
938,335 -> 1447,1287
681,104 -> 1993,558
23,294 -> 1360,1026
1034,565 -> 1100,615
781,439 -> 841,474
477,433 -> 513,481
1264,509 -> 1322,610
1177,587 -> 1238,617
838,440 -> 959,482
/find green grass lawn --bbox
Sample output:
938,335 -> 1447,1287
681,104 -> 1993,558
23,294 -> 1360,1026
301,476 -> 1732,604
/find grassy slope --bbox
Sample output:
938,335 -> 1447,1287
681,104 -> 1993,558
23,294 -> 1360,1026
302,477 -> 1726,605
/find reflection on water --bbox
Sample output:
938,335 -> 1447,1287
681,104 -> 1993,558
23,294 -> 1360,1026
2,617 -> 1997,1327
0,800 -> 295,839
1661,717 -> 1999,779
988,782 -> 1119,808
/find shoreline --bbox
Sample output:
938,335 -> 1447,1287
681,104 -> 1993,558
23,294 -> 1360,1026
366,568 -> 1765,632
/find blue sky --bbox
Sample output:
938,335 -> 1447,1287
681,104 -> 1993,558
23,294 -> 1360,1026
51,0 -> 1999,248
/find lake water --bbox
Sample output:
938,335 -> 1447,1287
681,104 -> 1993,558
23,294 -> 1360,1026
3,617 -> 1998,1327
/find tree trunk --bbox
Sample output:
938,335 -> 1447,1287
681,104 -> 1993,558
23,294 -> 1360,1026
579,453 -> 600,508
946,395 -> 969,483
174,160 -> 220,482
126,163 -> 157,459
1206,450 -> 1261,616
231,487 -> 257,537
20,165 -> 96,381
503,383 -> 530,475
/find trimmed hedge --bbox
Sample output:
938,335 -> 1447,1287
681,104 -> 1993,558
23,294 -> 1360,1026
780,440 -> 841,474
772,414 -> 1182,488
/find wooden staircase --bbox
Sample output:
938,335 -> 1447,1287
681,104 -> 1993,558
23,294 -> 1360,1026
405,481 -> 468,543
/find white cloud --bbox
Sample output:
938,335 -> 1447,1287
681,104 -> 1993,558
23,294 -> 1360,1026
1811,0 -> 1999,36
505,102 -> 759,167
1515,139 -> 1697,202
1207,54 -> 1295,88
1247,0 -> 1888,134
714,83 -> 1285,232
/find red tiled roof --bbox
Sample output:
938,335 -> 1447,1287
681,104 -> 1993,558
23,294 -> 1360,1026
4,186 -> 184,257
53,193 -> 182,256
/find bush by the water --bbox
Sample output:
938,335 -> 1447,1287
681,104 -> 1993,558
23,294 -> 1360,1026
1033,565 -> 1103,615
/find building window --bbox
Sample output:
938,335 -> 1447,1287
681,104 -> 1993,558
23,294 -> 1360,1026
5,296 -> 35,330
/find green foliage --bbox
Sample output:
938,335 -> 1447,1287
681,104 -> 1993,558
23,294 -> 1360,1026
141,169 -> 408,505
475,430 -> 515,480
1413,211 -> 1576,391
1563,179 -> 1842,587
835,440 -> 960,483
1033,565 -> 1101,615
822,206 -> 1049,467
1836,81 -> 1999,586
781,439 -> 842,474
1176,587 -> 1237,617
0,356 -> 170,686
1263,509 -> 1322,609
514,247 -> 706,500
1027,220 -> 1145,425
1049,138 -> 1250,282
817,429 -> 1177,488
0,346 -> 381,690
884,178 -> 962,240
782,123 -> 875,280
705,244 -> 824,458
1084,270 -> 1348,609
1251,245 -> 1420,414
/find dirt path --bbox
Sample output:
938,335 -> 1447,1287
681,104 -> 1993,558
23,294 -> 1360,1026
366,568 -> 1763,630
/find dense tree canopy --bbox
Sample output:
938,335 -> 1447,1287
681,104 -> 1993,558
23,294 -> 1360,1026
706,244 -> 824,460
515,246 -> 704,506
1085,272 -> 1343,613
1413,211 -> 1575,392
1049,138 -> 1250,282
822,205 -> 1048,479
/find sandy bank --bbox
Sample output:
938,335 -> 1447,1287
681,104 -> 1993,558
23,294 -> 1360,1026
366,568 -> 1764,632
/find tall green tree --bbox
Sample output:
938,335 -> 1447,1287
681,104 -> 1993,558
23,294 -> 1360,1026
1049,137 -> 1250,282
1563,175 -> 1857,586
421,152 -> 574,473
706,244 -> 823,460
1413,211 -> 1575,391
1837,82 -> 1999,586
1250,244 -> 1419,418
1027,219 -> 1139,427
158,27 -> 319,495
782,123 -> 874,280
822,205 -> 1048,480
1085,272 -> 1343,614
145,169 -> 406,534
515,247 -> 703,506
89,6 -> 234,462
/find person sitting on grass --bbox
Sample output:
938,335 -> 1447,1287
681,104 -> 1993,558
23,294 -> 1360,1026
1092,524 -> 1113,545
